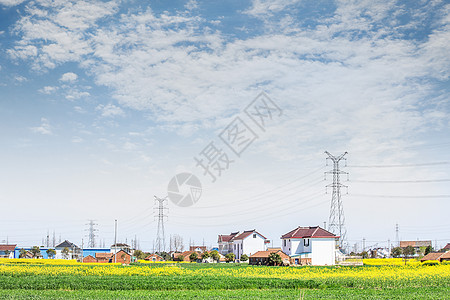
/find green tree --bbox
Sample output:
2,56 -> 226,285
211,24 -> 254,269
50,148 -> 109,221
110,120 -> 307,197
201,251 -> 210,260
189,252 -> 198,262
19,248 -> 27,258
240,254 -> 249,262
46,249 -> 56,259
133,250 -> 146,260
62,247 -> 70,259
403,246 -> 415,265
30,246 -> 41,258
225,253 -> 235,263
360,251 -> 369,259
3,250 -> 10,258
391,247 -> 402,258
268,253 -> 282,266
210,250 -> 220,262
425,245 -> 433,256
177,255 -> 185,262
159,252 -> 171,261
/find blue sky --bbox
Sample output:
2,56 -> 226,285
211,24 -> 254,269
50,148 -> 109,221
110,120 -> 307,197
0,0 -> 449,252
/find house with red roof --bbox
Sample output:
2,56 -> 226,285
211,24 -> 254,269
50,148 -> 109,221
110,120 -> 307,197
0,245 -> 16,258
218,230 -> 270,261
281,226 -> 338,265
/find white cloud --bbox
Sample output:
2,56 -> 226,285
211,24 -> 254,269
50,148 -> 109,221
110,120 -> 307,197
39,86 -> 57,94
14,75 -> 27,82
96,103 -> 124,117
71,136 -> 83,143
30,117 -> 52,135
65,90 -> 90,100
0,0 -> 26,7
185,0 -> 198,11
244,0 -> 302,17
60,72 -> 78,82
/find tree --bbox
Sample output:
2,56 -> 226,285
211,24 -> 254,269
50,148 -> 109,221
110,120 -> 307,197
177,255 -> 185,262
133,250 -> 146,260
201,251 -> 210,260
46,249 -> 56,259
170,234 -> 184,252
189,252 -> 198,262
62,247 -> 70,259
210,250 -> 220,262
403,246 -> 415,264
240,254 -> 249,262
425,245 -> 433,256
159,252 -> 171,261
4,250 -> 10,258
391,247 -> 402,258
360,251 -> 369,259
19,248 -> 27,258
268,253 -> 282,266
225,253 -> 235,263
30,246 -> 41,258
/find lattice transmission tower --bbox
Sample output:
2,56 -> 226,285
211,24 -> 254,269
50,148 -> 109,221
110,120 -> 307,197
154,195 -> 168,253
324,151 -> 348,249
85,220 -> 98,248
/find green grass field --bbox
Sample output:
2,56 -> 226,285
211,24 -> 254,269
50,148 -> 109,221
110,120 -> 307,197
0,261 -> 449,299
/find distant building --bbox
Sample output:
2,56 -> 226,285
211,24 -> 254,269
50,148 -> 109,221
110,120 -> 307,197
421,251 -> 450,263
111,243 -> 132,255
111,250 -> 131,264
0,245 -> 16,258
442,243 -> 450,251
145,253 -> 164,262
399,241 -> 432,254
217,230 -> 269,260
218,232 -> 239,255
249,248 -> 291,265
83,255 -> 97,263
281,226 -> 338,265
55,240 -> 81,260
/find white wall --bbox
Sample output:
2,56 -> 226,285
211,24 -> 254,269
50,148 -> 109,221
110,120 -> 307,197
232,232 -> 267,260
311,239 -> 336,265
242,233 -> 266,258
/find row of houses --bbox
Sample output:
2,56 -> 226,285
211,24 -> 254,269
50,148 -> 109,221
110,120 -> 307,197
0,241 -> 135,263
218,226 -> 339,265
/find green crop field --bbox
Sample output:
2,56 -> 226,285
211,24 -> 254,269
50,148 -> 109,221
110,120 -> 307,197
0,260 -> 449,299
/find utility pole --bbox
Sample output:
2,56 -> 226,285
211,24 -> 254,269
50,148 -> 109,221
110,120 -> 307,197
395,223 -> 399,247
363,238 -> 366,252
52,231 -> 56,248
85,220 -> 98,248
154,195 -> 168,254
46,230 -> 50,247
114,220 -> 117,263
325,151 -> 348,250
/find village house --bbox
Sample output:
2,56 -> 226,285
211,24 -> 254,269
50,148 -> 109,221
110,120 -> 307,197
249,248 -> 291,266
0,245 -> 16,258
218,230 -> 269,260
421,251 -> 450,263
111,250 -> 131,264
281,226 -> 338,265
399,241 -> 432,254
218,232 -> 239,255
55,240 -> 81,260
145,253 -> 164,262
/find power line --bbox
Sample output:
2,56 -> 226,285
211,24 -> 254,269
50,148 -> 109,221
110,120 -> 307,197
85,220 -> 98,248
348,162 -> 450,168
351,179 -> 450,183
349,194 -> 450,199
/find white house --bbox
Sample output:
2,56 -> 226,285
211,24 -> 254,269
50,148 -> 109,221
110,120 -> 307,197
281,226 -> 338,265
219,230 -> 269,260
55,240 -> 81,260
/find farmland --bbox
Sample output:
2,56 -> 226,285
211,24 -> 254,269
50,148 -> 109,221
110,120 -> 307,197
0,259 -> 449,299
